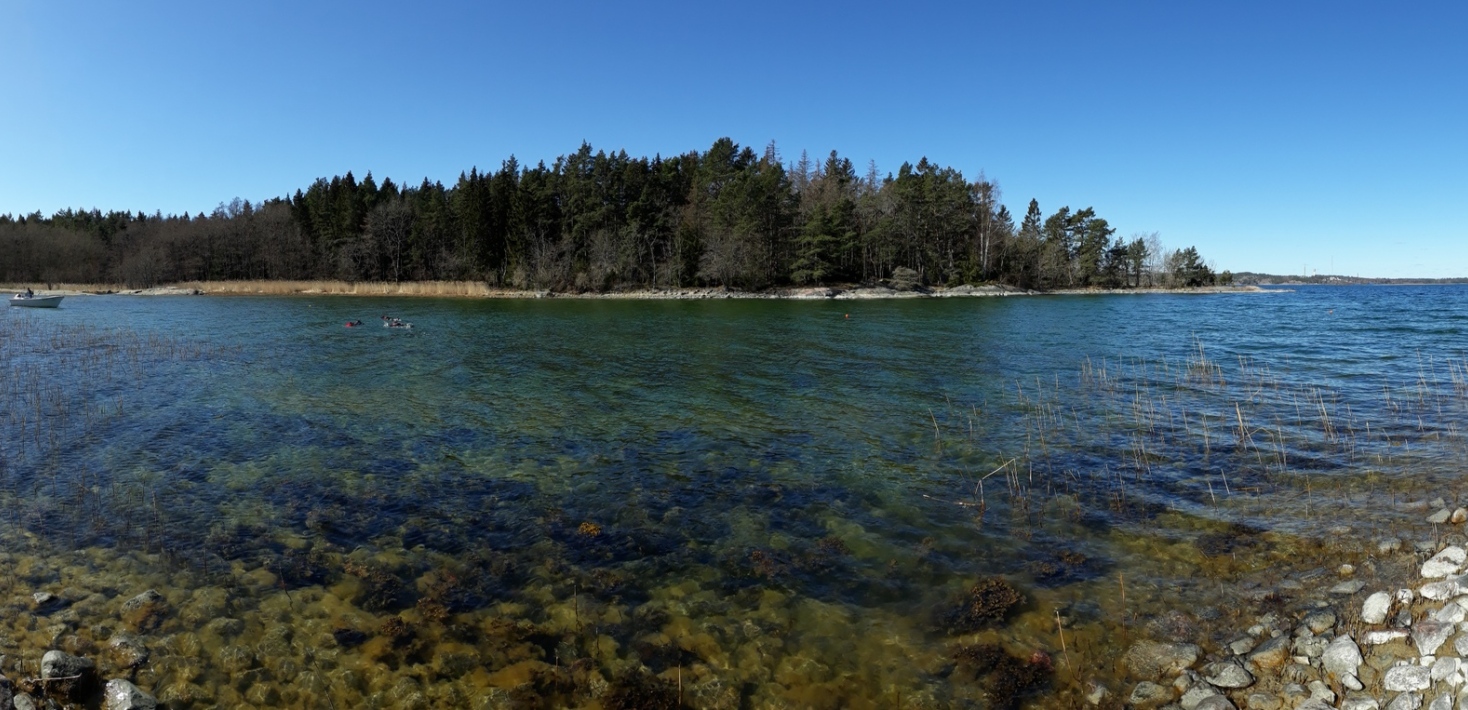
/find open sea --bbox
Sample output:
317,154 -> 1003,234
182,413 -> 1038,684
2,285 -> 1466,708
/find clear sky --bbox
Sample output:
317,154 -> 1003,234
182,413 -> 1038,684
2,1 -> 1464,277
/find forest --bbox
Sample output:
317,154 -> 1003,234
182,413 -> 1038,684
0,139 -> 1224,291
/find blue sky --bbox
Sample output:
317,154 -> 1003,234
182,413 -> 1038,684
2,1 -> 1464,277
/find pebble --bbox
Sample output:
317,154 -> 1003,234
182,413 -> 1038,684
1302,610 -> 1336,634
1431,656 -> 1460,681
1125,641 -> 1202,678
1245,693 -> 1282,710
1129,681 -> 1173,706
1342,672 -> 1364,690
1195,697 -> 1238,710
1365,591 -> 1395,624
1385,664 -> 1432,692
1386,694 -> 1423,710
1205,660 -> 1255,689
1229,637 -> 1257,656
1413,620 -> 1456,655
1340,700 -> 1380,710
1181,684 -> 1223,709
1423,547 -> 1467,578
1428,694 -> 1452,710
1323,634 -> 1364,679
1454,508 -> 1468,524
1429,509 -> 1453,524
1456,635 -> 1468,656
1331,580 -> 1367,595
1433,601 -> 1467,623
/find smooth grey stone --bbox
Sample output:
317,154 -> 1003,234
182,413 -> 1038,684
1456,633 -> 1468,656
1332,580 -> 1367,595
1380,538 -> 1404,554
1293,635 -> 1328,658
1297,699 -> 1336,710
1307,679 -> 1336,703
1364,591 -> 1394,623
1429,693 -> 1452,710
1414,620 -> 1455,655
1431,656 -> 1460,681
1386,693 -> 1423,710
1424,547 -> 1467,577
1229,636 -> 1257,656
1435,601 -> 1468,624
1342,672 -> 1364,690
1429,509 -> 1453,524
1181,684 -> 1222,710
1205,660 -> 1254,689
1324,634 -> 1365,679
1130,681 -> 1174,707
1195,697 -> 1237,710
1384,664 -> 1432,692
1422,576 -> 1468,601
1126,641 -> 1202,678
1341,700 -> 1380,710
1245,693 -> 1282,710
1303,610 -> 1337,634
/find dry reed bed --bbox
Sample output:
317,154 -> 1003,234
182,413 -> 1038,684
931,340 -> 1468,534
0,313 -> 235,550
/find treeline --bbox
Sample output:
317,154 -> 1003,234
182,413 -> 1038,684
0,139 -> 1224,290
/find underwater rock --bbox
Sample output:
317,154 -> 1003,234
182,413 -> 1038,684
951,644 -> 1051,710
1124,640 -> 1200,678
1129,681 -> 1173,707
40,649 -> 98,700
119,589 -> 168,632
107,632 -> 149,670
1427,509 -> 1451,524
104,678 -> 158,710
601,672 -> 683,710
1329,579 -> 1366,595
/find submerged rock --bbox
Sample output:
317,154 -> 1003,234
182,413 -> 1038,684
1129,681 -> 1174,707
104,679 -> 158,710
1124,641 -> 1201,678
1205,659 -> 1255,689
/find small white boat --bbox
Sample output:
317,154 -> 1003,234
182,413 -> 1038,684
9,294 -> 64,308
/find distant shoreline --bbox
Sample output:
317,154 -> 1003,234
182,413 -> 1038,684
2,280 -> 1269,300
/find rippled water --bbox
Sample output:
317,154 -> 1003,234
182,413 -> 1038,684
2,285 -> 1467,708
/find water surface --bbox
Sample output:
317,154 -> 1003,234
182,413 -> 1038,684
2,285 -> 1465,708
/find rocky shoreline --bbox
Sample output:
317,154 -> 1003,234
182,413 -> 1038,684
1109,503 -> 1468,710
2,283 -> 1266,300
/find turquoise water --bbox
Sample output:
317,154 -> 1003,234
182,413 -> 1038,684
2,286 -> 1467,707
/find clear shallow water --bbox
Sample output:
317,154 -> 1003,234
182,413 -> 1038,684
2,285 -> 1467,708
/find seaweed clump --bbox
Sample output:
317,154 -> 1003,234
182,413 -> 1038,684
1196,522 -> 1268,557
344,560 -> 407,611
938,577 -> 1025,634
602,672 -> 684,710
952,644 -> 1051,710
